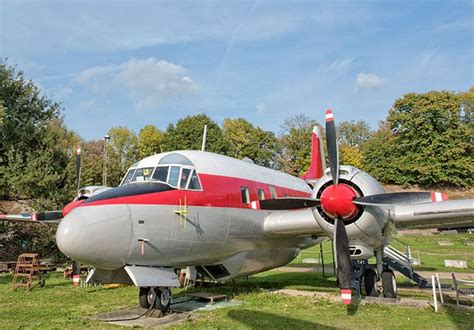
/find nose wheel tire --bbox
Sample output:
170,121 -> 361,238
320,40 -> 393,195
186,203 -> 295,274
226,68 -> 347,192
138,287 -> 172,312
155,287 -> 172,312
363,268 -> 378,297
382,270 -> 397,298
139,287 -> 154,309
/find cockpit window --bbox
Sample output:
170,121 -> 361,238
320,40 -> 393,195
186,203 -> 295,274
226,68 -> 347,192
152,166 -> 169,182
187,170 -> 202,190
168,166 -> 181,187
121,163 -> 202,191
122,169 -> 136,185
180,168 -> 191,189
132,167 -> 154,182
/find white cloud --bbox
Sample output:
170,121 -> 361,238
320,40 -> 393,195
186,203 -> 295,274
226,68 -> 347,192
355,72 -> 385,91
75,65 -> 118,84
256,103 -> 266,113
75,57 -> 198,108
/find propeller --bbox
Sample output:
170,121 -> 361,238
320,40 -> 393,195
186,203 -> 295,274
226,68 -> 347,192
321,109 -> 354,304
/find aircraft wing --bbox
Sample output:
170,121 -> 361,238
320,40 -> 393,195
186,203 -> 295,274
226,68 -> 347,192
389,199 -> 474,230
0,211 -> 63,224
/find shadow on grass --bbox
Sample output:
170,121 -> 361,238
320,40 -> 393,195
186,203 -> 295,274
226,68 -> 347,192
227,309 -> 336,329
179,271 -> 338,299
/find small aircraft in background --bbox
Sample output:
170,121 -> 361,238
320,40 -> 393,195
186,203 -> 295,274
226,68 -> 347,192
2,110 -> 473,312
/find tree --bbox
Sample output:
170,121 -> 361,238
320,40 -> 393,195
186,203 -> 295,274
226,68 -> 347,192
0,62 -> 73,206
161,114 -> 229,154
138,125 -> 164,158
337,120 -> 372,147
363,90 -> 473,187
107,127 -> 138,186
276,114 -> 319,176
222,118 -> 277,167
361,122 -> 400,183
336,120 -> 371,168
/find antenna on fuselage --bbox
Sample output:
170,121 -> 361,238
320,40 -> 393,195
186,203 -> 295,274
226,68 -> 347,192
201,124 -> 207,151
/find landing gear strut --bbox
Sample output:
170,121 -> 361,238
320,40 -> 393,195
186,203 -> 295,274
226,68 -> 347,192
139,287 -> 172,312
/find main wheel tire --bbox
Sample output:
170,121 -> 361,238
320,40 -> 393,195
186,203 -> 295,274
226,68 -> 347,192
363,269 -> 378,297
155,287 -> 172,312
382,270 -> 397,298
139,287 -> 154,309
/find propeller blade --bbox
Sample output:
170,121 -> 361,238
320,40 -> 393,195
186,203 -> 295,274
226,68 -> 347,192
325,109 -> 339,185
334,218 -> 353,304
353,191 -> 448,206
259,197 -> 320,210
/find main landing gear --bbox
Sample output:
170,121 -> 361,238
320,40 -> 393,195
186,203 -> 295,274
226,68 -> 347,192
357,250 -> 398,299
139,287 -> 172,312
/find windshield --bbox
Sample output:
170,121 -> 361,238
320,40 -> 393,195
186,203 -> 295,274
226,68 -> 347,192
121,165 -> 202,190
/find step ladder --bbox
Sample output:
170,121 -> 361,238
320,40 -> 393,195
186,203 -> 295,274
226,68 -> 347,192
12,253 -> 44,290
383,240 -> 430,288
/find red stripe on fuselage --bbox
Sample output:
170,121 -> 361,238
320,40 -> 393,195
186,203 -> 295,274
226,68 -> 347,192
81,173 -> 311,208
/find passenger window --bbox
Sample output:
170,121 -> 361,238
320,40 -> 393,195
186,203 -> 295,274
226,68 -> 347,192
187,170 -> 202,190
132,167 -> 154,182
240,186 -> 250,204
122,169 -> 136,185
168,166 -> 180,187
153,166 -> 169,182
257,189 -> 265,200
180,168 -> 191,189
269,186 -> 277,199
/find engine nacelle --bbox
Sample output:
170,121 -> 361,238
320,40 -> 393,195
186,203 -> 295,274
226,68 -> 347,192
311,166 -> 393,249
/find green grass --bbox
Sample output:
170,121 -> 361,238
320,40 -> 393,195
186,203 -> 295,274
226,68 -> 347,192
1,269 -> 473,329
1,233 -> 472,328
292,233 -> 474,273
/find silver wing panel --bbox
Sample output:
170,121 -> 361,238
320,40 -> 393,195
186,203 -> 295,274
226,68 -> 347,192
391,199 -> 474,229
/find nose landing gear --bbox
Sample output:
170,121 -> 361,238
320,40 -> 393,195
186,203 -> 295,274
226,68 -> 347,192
139,286 -> 172,312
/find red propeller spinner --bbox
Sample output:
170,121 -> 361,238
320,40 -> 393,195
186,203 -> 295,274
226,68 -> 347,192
320,183 -> 359,220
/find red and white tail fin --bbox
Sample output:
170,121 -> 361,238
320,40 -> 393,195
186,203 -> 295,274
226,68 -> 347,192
301,126 -> 326,182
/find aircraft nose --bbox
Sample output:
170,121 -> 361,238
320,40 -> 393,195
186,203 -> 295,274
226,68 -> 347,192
56,204 -> 132,270
56,211 -> 87,262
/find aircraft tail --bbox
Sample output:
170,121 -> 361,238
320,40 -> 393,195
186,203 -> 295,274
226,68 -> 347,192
301,126 -> 326,182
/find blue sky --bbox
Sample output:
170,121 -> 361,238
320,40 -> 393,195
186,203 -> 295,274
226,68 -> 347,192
1,0 -> 473,140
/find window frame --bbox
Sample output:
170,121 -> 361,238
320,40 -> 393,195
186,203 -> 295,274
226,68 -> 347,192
257,189 -> 266,201
120,168 -> 136,186
240,186 -> 250,204
269,185 -> 277,199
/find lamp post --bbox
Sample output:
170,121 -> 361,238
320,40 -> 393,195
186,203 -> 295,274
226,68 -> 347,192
103,134 -> 110,186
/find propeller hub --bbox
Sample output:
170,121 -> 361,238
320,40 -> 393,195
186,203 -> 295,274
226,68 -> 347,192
320,184 -> 358,220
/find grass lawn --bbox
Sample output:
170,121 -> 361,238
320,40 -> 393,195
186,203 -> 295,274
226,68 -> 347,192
292,233 -> 474,274
1,269 -> 473,329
